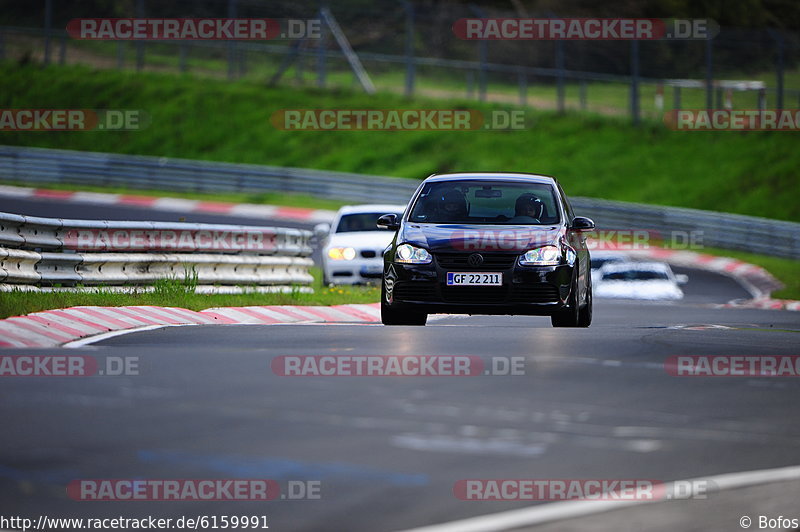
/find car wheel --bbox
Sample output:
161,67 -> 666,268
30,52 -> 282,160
381,280 -> 427,326
551,278 -> 580,328
577,275 -> 592,328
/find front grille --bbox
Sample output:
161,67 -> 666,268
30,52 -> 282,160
435,253 -> 518,269
509,284 -> 561,303
394,283 -> 438,302
442,286 -> 508,303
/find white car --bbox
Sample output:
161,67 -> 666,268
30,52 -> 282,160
590,251 -> 629,286
315,204 -> 406,286
594,261 -> 688,300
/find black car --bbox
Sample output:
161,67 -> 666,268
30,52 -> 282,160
377,173 -> 594,327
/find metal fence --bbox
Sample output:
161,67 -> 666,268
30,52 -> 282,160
0,205 -> 314,288
2,0 -> 798,123
1,145 -> 798,259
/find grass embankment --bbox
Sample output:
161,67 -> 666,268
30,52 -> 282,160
0,63 -> 796,314
0,268 -> 380,320
1,63 -> 798,221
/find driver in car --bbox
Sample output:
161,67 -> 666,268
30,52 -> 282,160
510,193 -> 544,223
437,189 -> 468,221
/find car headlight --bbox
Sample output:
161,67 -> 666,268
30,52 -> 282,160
328,247 -> 356,260
520,245 -> 561,266
395,244 -> 431,264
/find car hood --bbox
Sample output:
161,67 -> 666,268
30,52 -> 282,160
398,223 -> 564,253
326,231 -> 396,250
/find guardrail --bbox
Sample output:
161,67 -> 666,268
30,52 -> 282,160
1,145 -> 799,259
0,209 -> 314,288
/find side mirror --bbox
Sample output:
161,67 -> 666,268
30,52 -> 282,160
313,223 -> 331,240
675,273 -> 689,285
377,213 -> 400,230
571,216 -> 595,231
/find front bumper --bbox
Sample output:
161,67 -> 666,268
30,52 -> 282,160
385,255 -> 575,316
324,256 -> 384,285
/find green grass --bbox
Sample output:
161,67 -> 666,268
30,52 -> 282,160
697,247 -> 800,300
1,62 -> 798,222
0,267 -> 380,320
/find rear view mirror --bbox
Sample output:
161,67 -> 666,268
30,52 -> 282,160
571,216 -> 595,231
675,273 -> 689,285
475,189 -> 502,198
377,213 -> 400,230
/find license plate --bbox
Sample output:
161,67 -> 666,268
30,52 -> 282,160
447,272 -> 502,286
360,265 -> 383,275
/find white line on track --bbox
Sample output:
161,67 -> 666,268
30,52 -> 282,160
63,324 -> 192,348
397,463 -> 800,532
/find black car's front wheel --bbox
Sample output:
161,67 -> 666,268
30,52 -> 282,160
551,274 -> 589,328
381,280 -> 427,326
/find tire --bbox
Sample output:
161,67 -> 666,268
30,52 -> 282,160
551,278 -> 580,328
577,274 -> 592,328
381,281 -> 427,326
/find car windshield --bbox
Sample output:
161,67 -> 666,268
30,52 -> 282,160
603,270 -> 670,281
336,213 -> 396,233
408,180 -> 561,225
591,257 -> 624,270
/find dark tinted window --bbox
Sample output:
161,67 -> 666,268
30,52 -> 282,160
336,213 -> 399,233
408,180 -> 561,224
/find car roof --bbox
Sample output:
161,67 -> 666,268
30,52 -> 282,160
600,261 -> 671,273
337,204 -> 406,215
423,172 -> 558,185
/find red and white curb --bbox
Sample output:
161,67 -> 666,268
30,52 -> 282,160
0,303 -> 381,348
0,184 -> 336,223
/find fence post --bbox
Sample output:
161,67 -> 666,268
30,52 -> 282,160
705,35 -> 713,109
44,0 -> 53,65
469,5 -> 488,102
724,88 -> 733,110
59,34 -> 67,65
466,71 -> 474,99
556,40 -> 565,113
227,0 -> 238,80
403,1 -> 415,98
673,86 -> 681,110
630,39 -> 639,125
317,8 -> 328,88
179,43 -> 188,72
654,82 -> 664,111
518,70 -> 527,106
116,42 -> 125,68
478,40 -> 487,102
579,80 -> 587,111
774,31 -> 784,110
135,0 -> 145,71
758,88 -> 766,110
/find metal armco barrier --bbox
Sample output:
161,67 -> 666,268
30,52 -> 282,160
1,145 -> 799,259
0,210 -> 314,287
